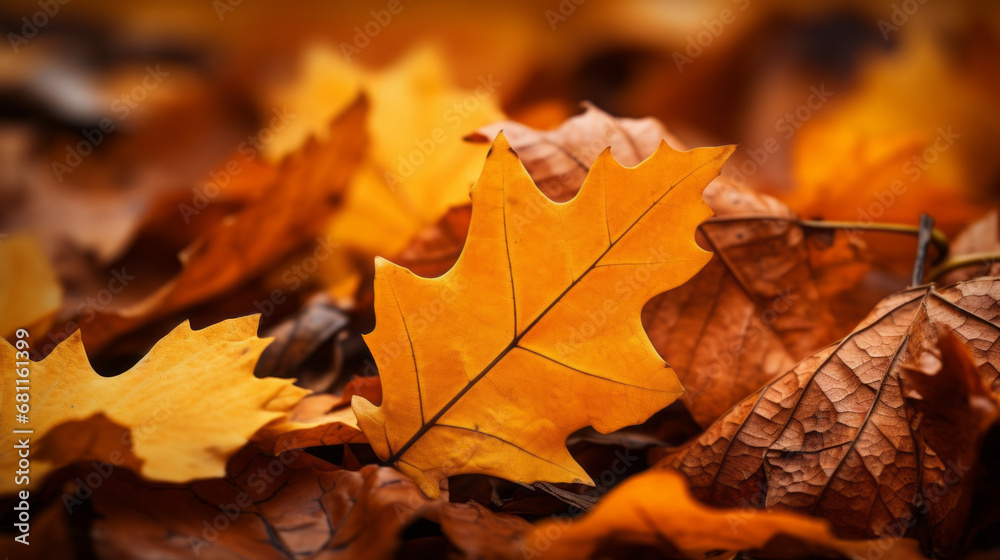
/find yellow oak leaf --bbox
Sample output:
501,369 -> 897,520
0,234 -> 62,339
353,133 -> 734,497
0,315 -> 308,493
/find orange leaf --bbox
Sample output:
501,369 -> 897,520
354,132 -> 733,496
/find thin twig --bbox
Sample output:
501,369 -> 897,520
911,214 -> 935,287
705,216 -> 950,264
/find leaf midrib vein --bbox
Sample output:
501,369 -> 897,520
386,150 -> 728,465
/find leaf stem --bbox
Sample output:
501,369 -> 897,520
795,219 -> 950,264
925,252 -> 1000,283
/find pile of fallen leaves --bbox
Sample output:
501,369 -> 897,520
3,1 -> 1000,559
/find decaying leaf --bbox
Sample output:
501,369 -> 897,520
91,452 -> 437,560
465,102 -> 682,203
354,132 -> 733,497
254,374 -> 382,455
517,469 -> 928,560
939,210 -> 1000,285
644,178 -> 873,426
663,277 -> 1000,556
0,234 -> 62,339
0,315 -> 308,491
899,325 -> 1000,556
255,293 -> 351,390
80,98 -> 368,353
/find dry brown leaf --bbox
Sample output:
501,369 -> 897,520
255,375 -> 382,455
939,210 -> 1000,285
515,468 -> 928,560
79,98 -> 368,353
435,501 -> 534,560
644,178 -> 873,426
255,394 -> 368,456
0,314 -> 308,492
94,459 -> 434,560
355,132 -> 733,497
901,325 -> 1000,555
663,277 -> 1000,556
255,293 -> 350,390
465,102 -> 682,202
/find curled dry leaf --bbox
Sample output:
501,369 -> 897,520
0,315 -> 308,491
401,105 -> 876,427
254,375 -> 381,455
900,325 -> 1000,556
939,210 -> 1000,285
80,98 -> 368,353
0,234 -> 62,339
516,469 -> 928,560
436,501 -> 534,560
663,277 -> 1000,557
465,102 -> 682,203
255,293 -> 351,390
354,131 -> 733,497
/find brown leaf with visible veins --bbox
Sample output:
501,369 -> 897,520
465,102 -> 681,203
900,325 -> 1000,556
663,277 -> 1000,557
402,106 -> 877,427
644,178 -> 873,426
90,449 -> 436,560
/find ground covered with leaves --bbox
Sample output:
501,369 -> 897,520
2,1 -> 1000,559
